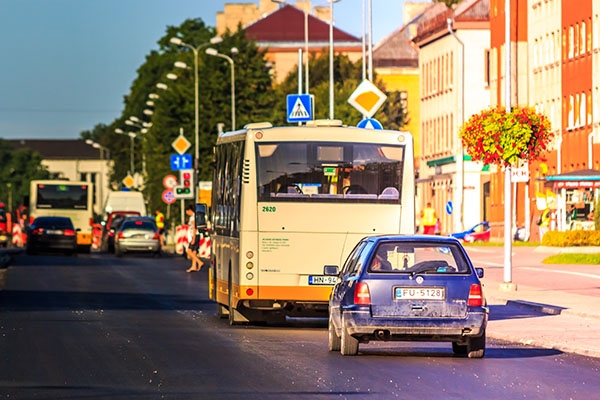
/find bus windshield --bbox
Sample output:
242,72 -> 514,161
256,141 -> 405,201
35,183 -> 89,210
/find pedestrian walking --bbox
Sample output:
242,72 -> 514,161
184,205 -> 202,272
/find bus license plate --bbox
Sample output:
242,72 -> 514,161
394,287 -> 445,300
308,275 -> 337,285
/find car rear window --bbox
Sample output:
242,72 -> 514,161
369,242 -> 470,274
35,217 -> 74,229
121,221 -> 156,231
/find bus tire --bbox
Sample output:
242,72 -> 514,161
228,266 -> 237,325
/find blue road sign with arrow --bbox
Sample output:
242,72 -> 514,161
170,154 -> 192,171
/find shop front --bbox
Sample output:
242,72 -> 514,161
543,169 -> 600,231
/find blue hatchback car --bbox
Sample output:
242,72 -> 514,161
325,235 -> 488,357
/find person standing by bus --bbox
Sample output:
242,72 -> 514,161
420,202 -> 437,234
184,205 -> 202,272
155,209 -> 165,246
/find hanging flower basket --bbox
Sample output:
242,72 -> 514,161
459,106 -> 553,166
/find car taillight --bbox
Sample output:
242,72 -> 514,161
468,284 -> 484,307
354,282 -> 371,305
153,232 -> 160,241
32,227 -> 44,235
63,229 -> 76,237
117,232 -> 124,239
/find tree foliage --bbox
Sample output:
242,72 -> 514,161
274,52 -> 410,129
81,18 -> 411,218
0,139 -> 51,211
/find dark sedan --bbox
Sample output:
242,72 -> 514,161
325,235 -> 488,357
26,216 -> 78,256
114,216 -> 161,257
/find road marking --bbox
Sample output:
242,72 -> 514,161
521,267 -> 600,280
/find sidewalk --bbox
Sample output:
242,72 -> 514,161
483,262 -> 600,359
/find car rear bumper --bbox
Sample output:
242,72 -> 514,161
116,240 -> 160,253
343,309 -> 488,340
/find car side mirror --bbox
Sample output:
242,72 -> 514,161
323,265 -> 339,276
475,267 -> 484,279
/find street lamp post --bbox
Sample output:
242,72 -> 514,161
169,36 -> 223,188
114,129 -> 135,174
205,47 -> 237,131
328,0 -> 340,119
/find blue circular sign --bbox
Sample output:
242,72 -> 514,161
357,118 -> 383,130
446,201 -> 453,215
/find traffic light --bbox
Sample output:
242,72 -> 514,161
174,169 -> 194,199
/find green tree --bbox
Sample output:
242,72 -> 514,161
274,52 -> 410,129
0,139 -> 51,211
96,19 -> 277,216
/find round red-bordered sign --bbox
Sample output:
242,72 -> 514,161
163,174 -> 178,189
162,189 -> 176,204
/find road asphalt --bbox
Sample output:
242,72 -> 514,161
482,246 -> 600,359
2,245 -> 599,359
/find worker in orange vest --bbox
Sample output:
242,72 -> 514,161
420,202 -> 437,235
155,209 -> 165,246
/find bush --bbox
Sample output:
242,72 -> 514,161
542,230 -> 600,247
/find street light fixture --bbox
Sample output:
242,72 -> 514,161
85,139 -> 110,159
169,35 -> 224,192
205,47 -> 237,131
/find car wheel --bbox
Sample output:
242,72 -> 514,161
452,341 -> 468,355
340,315 -> 358,356
328,313 -> 341,352
467,330 -> 486,358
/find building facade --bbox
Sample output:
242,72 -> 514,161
413,0 -> 491,235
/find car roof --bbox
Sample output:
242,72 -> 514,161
366,234 -> 462,244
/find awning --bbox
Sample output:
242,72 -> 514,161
542,169 -> 600,189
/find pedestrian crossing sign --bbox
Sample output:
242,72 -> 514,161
286,94 -> 313,123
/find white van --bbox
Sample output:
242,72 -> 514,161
103,191 -> 147,217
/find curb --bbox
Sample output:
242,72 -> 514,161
506,300 -> 564,315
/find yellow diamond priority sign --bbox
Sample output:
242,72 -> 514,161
172,133 -> 191,155
122,174 -> 135,189
348,79 -> 387,118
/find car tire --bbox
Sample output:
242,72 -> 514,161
328,313 -> 341,352
340,315 -> 358,356
467,330 -> 486,359
452,341 -> 468,355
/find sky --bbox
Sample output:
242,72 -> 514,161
0,0 -> 429,140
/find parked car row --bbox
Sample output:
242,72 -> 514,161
24,213 -> 161,258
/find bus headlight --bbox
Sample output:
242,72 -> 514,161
246,251 -> 254,259
246,261 -> 254,269
246,272 -> 254,280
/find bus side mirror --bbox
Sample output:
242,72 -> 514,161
195,203 -> 208,230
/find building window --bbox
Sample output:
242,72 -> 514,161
569,26 -> 574,59
484,49 -> 490,87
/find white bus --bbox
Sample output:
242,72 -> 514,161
207,120 -> 415,324
29,180 -> 94,252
